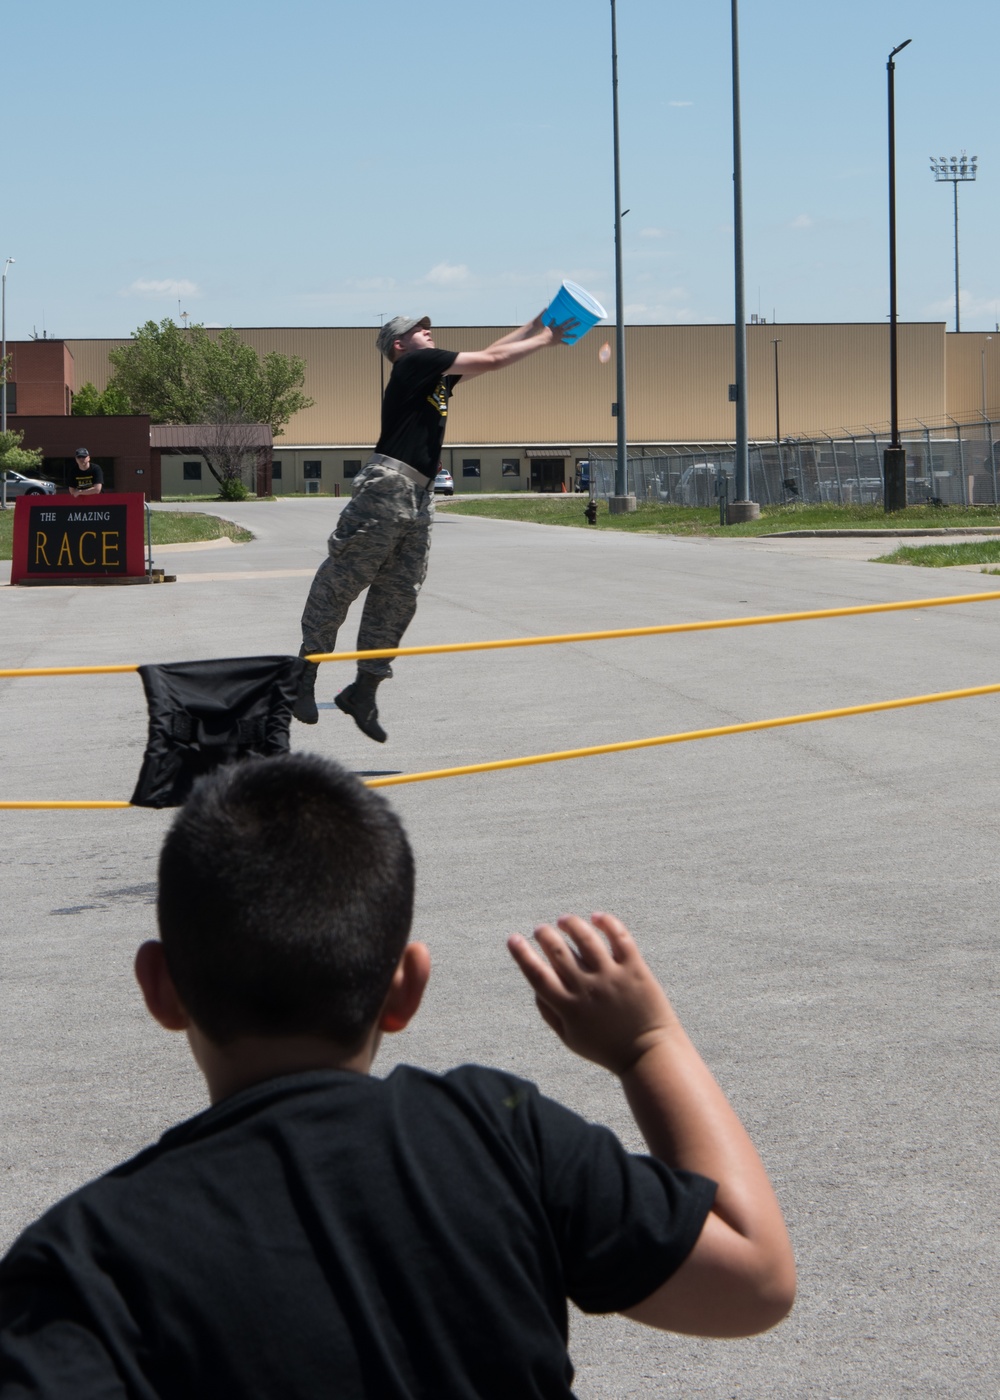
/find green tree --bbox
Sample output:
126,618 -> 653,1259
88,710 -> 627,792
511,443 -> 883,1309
0,429 -> 44,509
71,381 -> 132,416
0,428 -> 43,472
188,326 -> 312,437
106,319 -> 204,423
106,319 -> 312,437
106,319 -> 313,493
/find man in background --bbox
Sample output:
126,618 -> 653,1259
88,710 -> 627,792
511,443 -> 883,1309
68,448 -> 103,497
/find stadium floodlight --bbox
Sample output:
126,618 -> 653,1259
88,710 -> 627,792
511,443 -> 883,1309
930,152 -> 979,332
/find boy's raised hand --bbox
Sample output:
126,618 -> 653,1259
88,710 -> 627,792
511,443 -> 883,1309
507,914 -> 677,1077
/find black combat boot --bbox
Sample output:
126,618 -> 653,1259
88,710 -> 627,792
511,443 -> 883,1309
335,671 -> 387,743
292,649 -> 319,725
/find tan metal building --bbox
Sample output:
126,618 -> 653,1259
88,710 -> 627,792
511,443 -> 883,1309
65,323 -> 1000,496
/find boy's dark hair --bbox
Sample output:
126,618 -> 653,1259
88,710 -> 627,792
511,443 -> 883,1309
157,753 -> 415,1048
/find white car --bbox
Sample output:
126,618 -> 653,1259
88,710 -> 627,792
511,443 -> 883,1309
433,467 -> 454,496
2,470 -> 57,498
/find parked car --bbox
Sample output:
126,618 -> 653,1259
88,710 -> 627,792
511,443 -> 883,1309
2,470 -> 57,498
433,467 -> 454,496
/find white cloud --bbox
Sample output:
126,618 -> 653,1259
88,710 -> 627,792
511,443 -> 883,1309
668,100 -> 693,107
123,277 -> 199,298
624,286 -> 696,322
347,276 -> 396,292
422,262 -> 471,285
639,227 -> 665,239
925,289 -> 1000,322
790,214 -> 814,230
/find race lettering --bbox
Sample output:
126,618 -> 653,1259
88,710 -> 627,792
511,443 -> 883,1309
34,532 -> 50,566
426,379 -> 449,418
78,531 -> 97,567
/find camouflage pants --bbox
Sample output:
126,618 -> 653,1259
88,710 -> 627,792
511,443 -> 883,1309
299,460 -> 435,680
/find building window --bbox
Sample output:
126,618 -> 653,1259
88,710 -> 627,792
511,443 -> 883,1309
344,459 -> 362,479
501,458 -> 520,477
303,460 -> 322,480
1,383 -> 15,414
271,459 -> 282,479
183,461 -> 202,481
462,458 -> 481,477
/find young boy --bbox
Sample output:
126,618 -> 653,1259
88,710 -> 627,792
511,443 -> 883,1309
0,755 -> 795,1398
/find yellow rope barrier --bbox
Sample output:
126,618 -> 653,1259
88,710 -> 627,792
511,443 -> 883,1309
0,801 -> 133,809
0,664 -> 140,679
3,679 -> 999,807
1,591 -> 999,678
313,589 -> 1000,660
362,681 -> 1000,788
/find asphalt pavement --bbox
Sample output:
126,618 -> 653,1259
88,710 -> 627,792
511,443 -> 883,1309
1,500 -> 998,1397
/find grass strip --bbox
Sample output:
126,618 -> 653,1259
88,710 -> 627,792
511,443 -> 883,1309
873,540 -> 1000,567
0,510 -> 252,561
438,498 -> 1000,538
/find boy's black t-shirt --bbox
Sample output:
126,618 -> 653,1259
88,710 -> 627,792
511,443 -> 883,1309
376,348 -> 460,478
0,1064 -> 715,1400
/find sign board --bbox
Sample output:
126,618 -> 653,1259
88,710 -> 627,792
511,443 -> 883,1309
10,493 -> 147,585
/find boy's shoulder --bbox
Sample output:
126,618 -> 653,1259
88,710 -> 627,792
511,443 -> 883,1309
0,1065 -> 546,1245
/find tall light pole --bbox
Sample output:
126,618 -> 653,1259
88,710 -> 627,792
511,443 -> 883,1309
984,334 -> 996,503
884,40 -> 911,513
930,154 -> 977,333
982,335 -> 993,420
1,257 -> 14,435
609,0 -> 633,512
0,257 -> 12,512
728,0 -> 757,519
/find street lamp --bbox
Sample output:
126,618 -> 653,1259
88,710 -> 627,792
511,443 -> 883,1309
1,257 -> 14,435
609,0 -> 632,512
884,39 -> 911,514
728,0 -> 757,519
0,256 -> 12,512
930,153 -> 977,333
376,312 -> 386,401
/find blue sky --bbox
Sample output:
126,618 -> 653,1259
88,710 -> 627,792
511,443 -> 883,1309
5,0 -> 999,338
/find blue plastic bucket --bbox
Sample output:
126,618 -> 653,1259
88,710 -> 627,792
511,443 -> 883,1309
543,280 -> 607,345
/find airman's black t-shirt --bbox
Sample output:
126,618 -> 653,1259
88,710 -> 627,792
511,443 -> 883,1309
0,1064 -> 715,1399
376,348 -> 460,478
69,462 -> 104,492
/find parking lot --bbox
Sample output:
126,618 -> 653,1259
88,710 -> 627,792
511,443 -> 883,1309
1,500 -> 998,1397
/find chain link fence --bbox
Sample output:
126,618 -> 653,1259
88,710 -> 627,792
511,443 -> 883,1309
583,416 -> 1000,508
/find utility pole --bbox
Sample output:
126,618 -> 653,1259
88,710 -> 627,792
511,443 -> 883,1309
727,0 -> 758,521
1,257 -> 13,513
884,40 -> 911,513
772,337 -> 782,475
608,0 -> 634,513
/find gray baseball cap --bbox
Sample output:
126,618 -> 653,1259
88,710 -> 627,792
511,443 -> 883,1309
377,315 -> 431,361
75,447 -> 90,458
